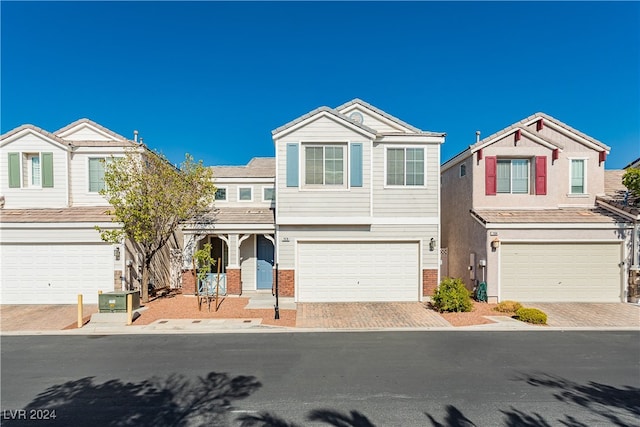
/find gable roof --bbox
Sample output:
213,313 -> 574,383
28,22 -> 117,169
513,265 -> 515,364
442,112 -> 610,172
212,157 -> 275,178
55,118 -> 129,141
0,124 -> 71,150
272,99 -> 445,139
471,206 -> 629,225
625,157 -> 640,169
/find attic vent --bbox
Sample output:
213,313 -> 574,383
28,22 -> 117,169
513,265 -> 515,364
349,112 -> 364,124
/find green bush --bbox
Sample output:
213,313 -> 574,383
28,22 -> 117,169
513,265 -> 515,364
514,307 -> 547,324
494,300 -> 522,313
431,277 -> 473,313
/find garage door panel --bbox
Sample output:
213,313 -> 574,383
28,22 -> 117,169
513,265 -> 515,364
501,243 -> 621,302
1,243 -> 113,304
298,241 -> 419,302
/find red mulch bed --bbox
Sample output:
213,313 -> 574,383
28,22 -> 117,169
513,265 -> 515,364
435,301 -> 514,327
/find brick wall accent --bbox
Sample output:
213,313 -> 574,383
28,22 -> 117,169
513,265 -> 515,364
182,270 -> 196,295
226,268 -> 242,295
114,270 -> 122,291
423,269 -> 438,297
277,269 -> 295,297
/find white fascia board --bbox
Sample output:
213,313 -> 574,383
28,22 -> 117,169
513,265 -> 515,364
0,222 -> 120,229
441,150 -> 472,173
499,238 -> 624,244
272,111 -> 377,140
277,216 -> 373,225
57,123 -> 118,141
0,128 -> 69,151
541,120 -> 609,152
338,104 -> 414,133
371,217 -> 439,225
483,222 -> 633,230
214,177 -> 275,184
376,135 -> 444,144
472,127 -> 560,154
296,237 -> 420,243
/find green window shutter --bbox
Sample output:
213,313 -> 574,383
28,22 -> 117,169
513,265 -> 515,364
286,143 -> 299,187
350,143 -> 363,187
8,152 -> 20,188
41,152 -> 54,188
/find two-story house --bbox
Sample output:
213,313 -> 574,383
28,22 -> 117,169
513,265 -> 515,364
0,119 -> 180,304
180,158 -> 276,296
272,99 -> 445,302
441,113 -> 633,303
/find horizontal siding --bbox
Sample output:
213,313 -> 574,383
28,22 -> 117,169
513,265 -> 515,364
277,224 -> 439,270
372,142 -> 440,217
276,116 -> 372,217
0,134 -> 68,208
69,153 -> 111,206
61,127 -> 113,141
346,109 -> 406,133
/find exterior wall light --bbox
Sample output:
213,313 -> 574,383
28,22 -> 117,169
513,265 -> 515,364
491,238 -> 500,249
114,246 -> 121,260
429,238 -> 437,252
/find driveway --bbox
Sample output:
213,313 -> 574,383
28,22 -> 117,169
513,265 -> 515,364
527,303 -> 640,328
0,304 -> 98,332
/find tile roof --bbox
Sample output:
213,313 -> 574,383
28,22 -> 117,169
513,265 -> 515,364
193,207 -> 275,225
54,118 -> 130,141
0,207 -> 115,223
597,170 -> 639,218
471,207 -> 630,224
212,158 -> 275,178
0,124 -> 70,147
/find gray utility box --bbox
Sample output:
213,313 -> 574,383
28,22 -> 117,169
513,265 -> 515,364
98,291 -> 140,313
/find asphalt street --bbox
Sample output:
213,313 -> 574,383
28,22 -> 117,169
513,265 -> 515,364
1,331 -> 639,426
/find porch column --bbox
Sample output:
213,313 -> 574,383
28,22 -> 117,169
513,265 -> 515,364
181,233 -> 206,295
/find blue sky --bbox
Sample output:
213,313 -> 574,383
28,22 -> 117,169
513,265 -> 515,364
2,1 -> 639,169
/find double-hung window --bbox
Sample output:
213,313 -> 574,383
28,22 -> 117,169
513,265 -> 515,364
27,154 -> 41,187
215,188 -> 227,201
304,145 -> 345,186
497,159 -> 529,194
386,147 -> 424,186
7,152 -> 54,188
88,157 -> 110,192
570,159 -> 586,194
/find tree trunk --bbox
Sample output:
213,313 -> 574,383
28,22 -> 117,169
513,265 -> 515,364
141,261 -> 150,303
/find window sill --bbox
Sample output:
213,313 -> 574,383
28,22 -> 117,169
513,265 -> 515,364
567,193 -> 590,198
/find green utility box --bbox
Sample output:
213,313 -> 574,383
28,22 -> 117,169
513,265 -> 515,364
98,291 -> 140,313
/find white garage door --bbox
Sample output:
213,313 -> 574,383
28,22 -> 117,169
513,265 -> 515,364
501,243 -> 621,302
1,243 -> 113,304
297,241 -> 419,302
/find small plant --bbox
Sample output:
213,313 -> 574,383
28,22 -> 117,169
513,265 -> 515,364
431,277 -> 473,313
514,307 -> 547,325
494,300 -> 523,313
193,243 -> 215,283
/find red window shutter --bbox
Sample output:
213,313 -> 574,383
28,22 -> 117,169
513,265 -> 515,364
535,156 -> 547,195
485,156 -> 497,195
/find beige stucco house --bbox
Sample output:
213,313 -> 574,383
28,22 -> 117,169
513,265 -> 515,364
441,113 -> 634,303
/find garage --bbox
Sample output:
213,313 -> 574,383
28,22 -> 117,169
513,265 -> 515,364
297,241 -> 420,302
1,243 -> 113,304
500,242 -> 622,302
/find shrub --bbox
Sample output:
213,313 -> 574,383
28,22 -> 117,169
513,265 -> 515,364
514,307 -> 547,324
494,300 -> 522,313
431,277 -> 473,313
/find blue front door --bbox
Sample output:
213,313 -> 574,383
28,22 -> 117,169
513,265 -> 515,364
256,235 -> 274,290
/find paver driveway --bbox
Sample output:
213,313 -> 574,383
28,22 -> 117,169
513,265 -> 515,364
296,302 -> 452,329
528,303 -> 640,328
0,304 -> 98,332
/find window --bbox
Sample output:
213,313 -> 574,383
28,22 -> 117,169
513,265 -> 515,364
570,159 -> 586,194
304,145 -> 345,186
386,147 -> 424,186
497,159 -> 529,194
27,154 -> 41,187
239,187 -> 252,201
7,152 -> 53,188
215,188 -> 227,201
263,187 -> 275,201
89,158 -> 109,192
459,163 -> 466,177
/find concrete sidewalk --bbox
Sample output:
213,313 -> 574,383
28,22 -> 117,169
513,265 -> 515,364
1,301 -> 638,335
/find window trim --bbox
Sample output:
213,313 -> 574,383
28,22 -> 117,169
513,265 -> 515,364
262,186 -> 275,202
301,142 -> 348,189
238,186 -> 253,202
384,146 -> 426,188
26,153 -> 42,188
496,158 -> 530,194
214,186 -> 228,202
568,157 -> 588,195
